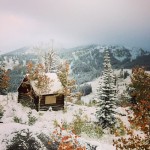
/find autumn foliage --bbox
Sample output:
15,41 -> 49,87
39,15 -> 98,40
57,61 -> 75,103
49,123 -> 86,150
58,61 -> 75,93
26,61 -> 50,92
113,100 -> 150,149
0,66 -> 10,94
113,67 -> 150,150
26,61 -> 50,110
130,67 -> 150,103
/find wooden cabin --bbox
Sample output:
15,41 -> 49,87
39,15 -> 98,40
18,73 -> 64,111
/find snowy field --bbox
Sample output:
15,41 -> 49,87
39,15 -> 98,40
0,94 -> 118,150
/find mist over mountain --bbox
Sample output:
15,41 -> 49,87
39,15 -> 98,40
1,45 -> 150,70
1,44 -> 150,87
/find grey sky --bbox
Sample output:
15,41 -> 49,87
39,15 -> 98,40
0,0 -> 150,53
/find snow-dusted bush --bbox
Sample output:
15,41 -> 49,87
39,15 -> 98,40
72,110 -> 88,135
13,116 -> 22,123
53,119 -> 60,127
28,111 -> 37,126
4,129 -> 45,150
37,133 -> 59,150
49,126 -> 86,150
82,123 -> 103,139
28,116 -> 37,126
71,109 -> 103,138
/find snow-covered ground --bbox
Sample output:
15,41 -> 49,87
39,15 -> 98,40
0,93 -> 117,150
0,72 -> 132,150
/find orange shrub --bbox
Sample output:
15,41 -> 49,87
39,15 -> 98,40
49,124 -> 86,150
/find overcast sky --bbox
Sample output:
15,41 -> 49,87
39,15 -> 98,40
0,0 -> 150,53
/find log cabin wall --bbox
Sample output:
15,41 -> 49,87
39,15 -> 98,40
18,92 -> 31,103
39,94 -> 64,111
18,79 -> 32,103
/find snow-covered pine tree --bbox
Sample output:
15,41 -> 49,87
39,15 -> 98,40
96,49 -> 117,129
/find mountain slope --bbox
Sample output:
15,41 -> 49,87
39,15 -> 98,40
1,44 -> 150,86
59,45 -> 150,83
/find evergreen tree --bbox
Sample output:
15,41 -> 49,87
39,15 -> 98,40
96,49 -> 117,129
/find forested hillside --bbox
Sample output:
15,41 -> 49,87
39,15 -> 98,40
0,45 -> 150,90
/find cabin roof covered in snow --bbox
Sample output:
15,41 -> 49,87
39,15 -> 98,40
27,73 -> 63,95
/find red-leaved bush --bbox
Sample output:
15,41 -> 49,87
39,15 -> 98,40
113,67 -> 150,150
49,124 -> 86,150
113,100 -> 150,149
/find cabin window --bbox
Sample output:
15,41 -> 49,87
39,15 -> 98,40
45,96 -> 56,104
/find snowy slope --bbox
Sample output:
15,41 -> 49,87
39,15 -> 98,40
0,93 -> 117,150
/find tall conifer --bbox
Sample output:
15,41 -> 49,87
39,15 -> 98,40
96,49 -> 117,129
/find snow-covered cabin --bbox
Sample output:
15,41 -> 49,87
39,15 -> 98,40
17,73 -> 64,111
